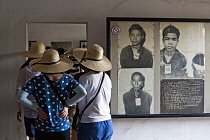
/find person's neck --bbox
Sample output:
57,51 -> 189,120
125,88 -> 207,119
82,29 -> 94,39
46,73 -> 63,81
164,50 -> 175,57
133,88 -> 141,97
131,44 -> 141,49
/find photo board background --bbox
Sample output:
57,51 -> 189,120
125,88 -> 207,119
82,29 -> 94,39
107,17 -> 210,118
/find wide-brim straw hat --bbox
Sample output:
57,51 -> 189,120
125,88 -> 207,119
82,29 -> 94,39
20,42 -> 45,58
29,49 -> 74,73
64,48 -> 76,61
64,48 -> 74,57
73,44 -> 112,72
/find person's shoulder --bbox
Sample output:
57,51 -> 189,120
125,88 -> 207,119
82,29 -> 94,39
78,72 -> 90,82
141,46 -> 152,54
142,90 -> 152,97
104,72 -> 111,79
123,90 -> 132,97
121,45 -> 132,51
28,75 -> 42,83
63,73 -> 72,78
19,65 -> 30,73
175,49 -> 186,59
64,73 -> 73,78
175,49 -> 184,55
63,74 -> 77,82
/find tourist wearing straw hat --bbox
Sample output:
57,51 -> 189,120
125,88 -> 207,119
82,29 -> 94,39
16,42 -> 45,140
17,49 -> 87,140
73,44 -> 113,140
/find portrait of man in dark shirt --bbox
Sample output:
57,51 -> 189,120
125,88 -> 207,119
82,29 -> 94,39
123,72 -> 152,114
120,24 -> 153,68
160,25 -> 187,78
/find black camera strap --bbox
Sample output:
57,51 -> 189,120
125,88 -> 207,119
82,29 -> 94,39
43,75 -> 67,106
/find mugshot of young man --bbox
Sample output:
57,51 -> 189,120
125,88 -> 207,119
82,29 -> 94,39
160,25 -> 187,78
120,24 -> 153,68
123,72 -> 152,114
191,53 -> 205,79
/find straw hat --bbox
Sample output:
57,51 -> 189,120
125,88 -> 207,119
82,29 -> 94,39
20,42 -> 45,58
73,44 -> 112,71
64,48 -> 74,57
64,48 -> 76,61
29,49 -> 74,73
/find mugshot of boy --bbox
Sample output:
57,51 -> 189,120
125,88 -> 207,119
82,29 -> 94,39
120,24 -> 153,68
192,53 -> 205,79
160,25 -> 187,78
123,72 -> 152,114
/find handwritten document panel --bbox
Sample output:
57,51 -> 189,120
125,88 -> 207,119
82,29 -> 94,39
161,79 -> 204,114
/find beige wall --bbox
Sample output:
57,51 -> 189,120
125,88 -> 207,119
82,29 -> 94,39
1,0 -> 210,139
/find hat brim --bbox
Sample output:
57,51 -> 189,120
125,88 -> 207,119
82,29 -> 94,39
73,48 -> 112,72
64,49 -> 74,57
29,55 -> 74,73
20,51 -> 43,58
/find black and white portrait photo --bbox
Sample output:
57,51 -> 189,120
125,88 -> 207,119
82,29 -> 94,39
191,53 -> 205,79
160,22 -> 205,79
118,69 -> 154,115
118,22 -> 154,68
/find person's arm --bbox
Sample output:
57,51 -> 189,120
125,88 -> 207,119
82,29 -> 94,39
149,94 -> 152,107
66,84 -> 87,106
149,55 -> 153,68
16,90 -> 38,111
16,69 -> 25,122
123,93 -> 128,114
120,48 -> 126,68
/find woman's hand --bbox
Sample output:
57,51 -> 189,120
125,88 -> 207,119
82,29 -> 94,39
16,111 -> 22,122
37,106 -> 48,122
59,106 -> 69,119
68,105 -> 76,122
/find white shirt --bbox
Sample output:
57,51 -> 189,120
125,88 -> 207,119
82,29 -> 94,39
16,66 -> 41,118
78,71 -> 112,123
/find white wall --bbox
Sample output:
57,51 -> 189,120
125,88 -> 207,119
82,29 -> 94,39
28,23 -> 87,49
1,0 -> 210,140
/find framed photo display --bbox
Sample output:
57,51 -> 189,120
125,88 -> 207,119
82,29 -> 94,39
51,41 -> 72,51
80,40 -> 87,48
107,17 -> 210,118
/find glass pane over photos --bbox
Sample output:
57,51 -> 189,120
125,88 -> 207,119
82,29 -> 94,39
107,18 -> 208,117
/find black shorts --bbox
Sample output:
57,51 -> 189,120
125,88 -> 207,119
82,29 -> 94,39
24,117 -> 36,138
35,128 -> 70,140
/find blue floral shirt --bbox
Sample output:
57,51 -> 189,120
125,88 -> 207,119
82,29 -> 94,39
22,74 -> 79,132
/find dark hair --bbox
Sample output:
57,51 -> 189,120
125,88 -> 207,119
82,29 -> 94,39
45,46 -> 51,50
57,48 -> 65,55
20,58 -> 32,69
129,24 -> 146,45
162,25 -> 180,39
131,72 -> 145,88
192,53 -> 204,66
